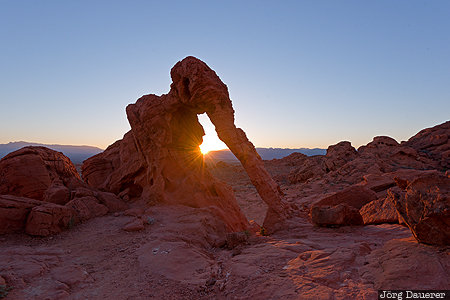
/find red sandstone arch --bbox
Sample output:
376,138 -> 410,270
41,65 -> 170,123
126,57 -> 290,231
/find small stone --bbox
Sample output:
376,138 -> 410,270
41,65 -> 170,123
205,277 -> 216,286
123,218 -> 144,232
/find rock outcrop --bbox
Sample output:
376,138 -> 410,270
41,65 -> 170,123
25,203 -> 76,236
83,56 -> 291,232
278,121 -> 449,189
0,195 -> 43,234
403,120 -> 450,169
0,146 -> 81,201
391,173 -> 450,246
359,196 -> 399,225
0,147 -> 128,236
310,186 -> 377,226
81,131 -> 147,202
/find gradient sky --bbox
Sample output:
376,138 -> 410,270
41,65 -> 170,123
1,1 -> 449,150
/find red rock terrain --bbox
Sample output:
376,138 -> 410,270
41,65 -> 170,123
0,147 -> 127,236
0,57 -> 449,299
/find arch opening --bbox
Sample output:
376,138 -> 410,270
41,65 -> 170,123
197,113 -> 268,225
198,113 -> 227,155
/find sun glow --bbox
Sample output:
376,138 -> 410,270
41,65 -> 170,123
198,114 -> 227,155
200,136 -> 226,154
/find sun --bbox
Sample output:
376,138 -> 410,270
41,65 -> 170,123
198,114 -> 227,155
199,135 -> 226,155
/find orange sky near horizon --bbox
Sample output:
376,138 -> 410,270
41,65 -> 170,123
1,2 -> 449,152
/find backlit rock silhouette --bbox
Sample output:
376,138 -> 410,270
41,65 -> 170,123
84,56 -> 291,231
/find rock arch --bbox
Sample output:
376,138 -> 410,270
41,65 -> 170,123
84,57 -> 291,232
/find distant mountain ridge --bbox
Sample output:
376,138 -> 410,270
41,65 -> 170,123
0,141 -> 103,164
206,147 -> 326,162
1,142 -> 325,164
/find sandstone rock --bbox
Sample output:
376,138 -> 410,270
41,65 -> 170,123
359,136 -> 399,155
288,156 -> 325,184
96,192 -> 128,212
83,56 -> 291,232
310,186 -> 377,226
392,169 -> 440,189
360,196 -> 399,225
132,57 -> 292,231
0,195 -> 43,234
248,219 -> 261,234
391,173 -> 450,245
361,173 -> 396,193
123,218 -> 145,232
51,265 -> 93,287
324,141 -> 357,172
25,203 -> 76,236
270,121 -> 448,190
276,152 -> 307,166
65,196 -> 108,222
361,237 -> 449,289
310,203 -> 362,226
0,146 -> 81,200
123,207 -> 145,217
43,181 -> 71,205
137,240 -> 213,285
226,231 -> 249,249
403,120 -> 450,169
287,142 -> 358,185
82,131 -> 146,201
71,187 -> 96,198
0,146 -> 130,236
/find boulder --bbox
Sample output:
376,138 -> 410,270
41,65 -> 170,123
25,203 -> 76,236
310,203 -> 362,227
0,146 -> 81,201
403,120 -> 449,169
391,173 -> 450,245
122,218 -> 145,232
65,196 -> 108,222
0,146 -> 130,236
358,136 -> 399,155
96,192 -> 128,212
360,196 -> 399,225
43,181 -> 71,205
310,186 -> 377,226
0,195 -> 43,234
288,156 -> 325,184
82,131 -> 146,201
361,174 -> 396,193
324,141 -> 357,172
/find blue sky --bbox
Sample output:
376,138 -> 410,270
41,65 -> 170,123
1,0 -> 449,149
